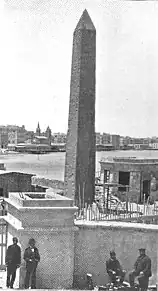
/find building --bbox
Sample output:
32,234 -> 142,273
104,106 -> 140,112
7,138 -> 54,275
100,156 -> 158,203
14,125 -> 52,153
0,132 -> 8,148
34,136 -> 50,145
110,134 -> 120,149
95,132 -> 102,145
36,122 -> 41,136
102,133 -> 111,145
133,144 -> 149,150
7,125 -> 32,145
128,137 -> 150,149
0,171 -> 34,198
24,130 -> 35,144
15,143 -> 52,154
0,170 -> 48,198
8,130 -> 17,145
149,143 -> 158,150
45,126 -> 52,145
119,136 -> 131,148
52,133 -> 66,144
149,138 -> 158,150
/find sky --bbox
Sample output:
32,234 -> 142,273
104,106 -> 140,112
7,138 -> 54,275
0,0 -> 158,137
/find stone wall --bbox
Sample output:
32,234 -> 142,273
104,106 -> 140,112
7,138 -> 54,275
32,176 -> 64,190
74,221 -> 158,288
8,224 -> 76,289
5,205 -> 158,289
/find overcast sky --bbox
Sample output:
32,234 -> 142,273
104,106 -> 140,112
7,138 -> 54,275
0,0 -> 158,137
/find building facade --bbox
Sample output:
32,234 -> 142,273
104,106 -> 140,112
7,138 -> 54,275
100,157 -> 158,203
110,134 -> 120,149
102,133 -> 111,145
0,172 -> 34,198
95,132 -> 102,145
52,133 -> 66,144
0,133 -> 8,148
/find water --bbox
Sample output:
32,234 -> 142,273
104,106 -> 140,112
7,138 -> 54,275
0,150 -> 157,181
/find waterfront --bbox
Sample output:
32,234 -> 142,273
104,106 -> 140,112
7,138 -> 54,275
0,150 -> 157,181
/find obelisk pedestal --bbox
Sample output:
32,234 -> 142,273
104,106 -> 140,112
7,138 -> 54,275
5,192 -> 77,289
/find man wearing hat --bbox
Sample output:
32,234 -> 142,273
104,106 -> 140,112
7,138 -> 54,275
5,237 -> 21,288
106,250 -> 126,285
129,248 -> 152,291
24,238 -> 40,289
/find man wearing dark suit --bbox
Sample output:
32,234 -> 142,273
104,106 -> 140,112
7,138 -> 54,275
24,238 -> 40,289
5,237 -> 21,288
106,250 -> 126,285
129,248 -> 152,291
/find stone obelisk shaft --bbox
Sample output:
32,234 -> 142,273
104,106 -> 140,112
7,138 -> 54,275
64,10 -> 96,207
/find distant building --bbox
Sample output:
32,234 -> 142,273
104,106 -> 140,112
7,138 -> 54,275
126,137 -> 150,150
95,132 -> 102,145
119,136 -> 130,148
110,134 -> 120,149
24,131 -> 35,143
8,130 -> 18,145
45,126 -> 52,146
52,133 -> 66,144
8,126 -> 29,145
149,143 -> 158,150
36,122 -> 41,136
0,132 -> 8,148
15,143 -> 52,153
133,144 -> 149,150
102,133 -> 111,145
34,136 -> 50,146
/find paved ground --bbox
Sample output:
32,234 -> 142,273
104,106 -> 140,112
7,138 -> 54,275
0,270 -> 19,289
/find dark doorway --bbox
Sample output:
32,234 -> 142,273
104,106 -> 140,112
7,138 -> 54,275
0,188 -> 3,197
119,171 -> 130,191
143,180 -> 150,201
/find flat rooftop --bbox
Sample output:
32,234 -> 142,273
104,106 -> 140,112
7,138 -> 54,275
100,156 -> 158,165
0,170 -> 34,176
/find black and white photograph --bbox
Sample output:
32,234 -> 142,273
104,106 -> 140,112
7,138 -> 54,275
0,0 -> 157,290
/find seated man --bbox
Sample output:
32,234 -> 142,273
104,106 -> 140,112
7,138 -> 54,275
106,250 -> 126,285
129,248 -> 152,291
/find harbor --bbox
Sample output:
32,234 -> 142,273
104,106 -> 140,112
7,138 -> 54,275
0,150 -> 157,180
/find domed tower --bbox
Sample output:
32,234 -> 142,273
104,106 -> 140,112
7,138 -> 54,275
45,126 -> 52,146
36,122 -> 41,136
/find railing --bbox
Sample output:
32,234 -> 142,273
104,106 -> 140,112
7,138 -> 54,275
75,201 -> 158,224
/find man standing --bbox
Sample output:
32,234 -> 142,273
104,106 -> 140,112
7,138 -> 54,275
129,248 -> 152,291
5,237 -> 21,289
24,238 -> 40,289
106,250 -> 126,285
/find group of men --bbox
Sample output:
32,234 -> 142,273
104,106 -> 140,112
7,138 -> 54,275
5,237 -> 40,289
5,237 -> 152,290
106,248 -> 152,291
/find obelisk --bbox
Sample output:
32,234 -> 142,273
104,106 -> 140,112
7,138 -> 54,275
64,9 -> 96,207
